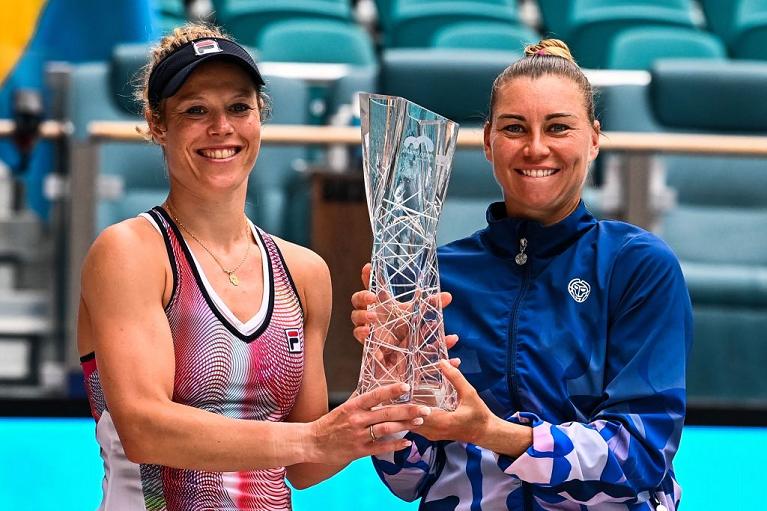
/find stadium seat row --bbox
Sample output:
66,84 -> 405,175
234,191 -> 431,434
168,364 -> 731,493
154,0 -> 767,67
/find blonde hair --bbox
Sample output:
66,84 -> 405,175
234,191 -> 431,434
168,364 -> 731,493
488,38 -> 596,124
136,22 -> 270,140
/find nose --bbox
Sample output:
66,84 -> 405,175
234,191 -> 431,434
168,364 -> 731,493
208,110 -> 234,136
523,133 -> 550,160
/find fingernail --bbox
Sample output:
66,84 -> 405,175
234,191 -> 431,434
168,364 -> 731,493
401,383 -> 411,392
403,440 -> 412,447
419,406 -> 431,416
411,417 -> 424,426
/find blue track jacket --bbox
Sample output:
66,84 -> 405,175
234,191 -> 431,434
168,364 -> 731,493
373,201 -> 692,510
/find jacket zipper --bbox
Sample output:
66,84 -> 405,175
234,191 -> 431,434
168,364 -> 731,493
507,235 -> 530,408
508,235 -> 533,510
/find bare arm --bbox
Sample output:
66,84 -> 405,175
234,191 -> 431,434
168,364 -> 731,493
283,246 -> 346,488
81,221 -> 424,472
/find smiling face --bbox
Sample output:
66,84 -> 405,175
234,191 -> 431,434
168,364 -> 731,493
484,74 -> 600,225
148,59 -> 262,197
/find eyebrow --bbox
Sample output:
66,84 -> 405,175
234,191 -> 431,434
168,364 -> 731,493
497,113 -> 577,121
174,89 -> 256,102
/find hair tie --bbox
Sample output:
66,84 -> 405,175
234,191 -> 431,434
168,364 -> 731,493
535,49 -> 547,56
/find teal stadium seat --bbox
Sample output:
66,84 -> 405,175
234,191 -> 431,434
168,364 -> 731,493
543,0 -> 699,68
248,76 -> 312,244
67,43 -> 312,242
384,1 -> 523,47
699,0 -> 739,43
376,0 -> 519,31
538,0 -> 694,38
727,0 -> 767,60
606,26 -> 726,69
155,0 -> 188,35
66,43 -> 166,233
257,18 -> 378,115
373,0 -> 394,30
599,59 -> 767,407
536,0 -> 574,37
210,0 -> 353,48
699,0 -> 767,58
431,21 -> 540,50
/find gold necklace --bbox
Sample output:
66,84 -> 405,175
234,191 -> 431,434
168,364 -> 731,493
166,203 -> 250,286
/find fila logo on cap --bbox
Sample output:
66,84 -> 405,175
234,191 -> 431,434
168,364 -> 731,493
193,39 -> 222,56
285,329 -> 302,353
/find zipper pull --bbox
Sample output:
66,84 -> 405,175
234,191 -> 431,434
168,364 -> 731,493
515,237 -> 528,265
650,495 -> 668,511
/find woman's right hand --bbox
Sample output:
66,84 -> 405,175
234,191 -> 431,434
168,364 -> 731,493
308,382 -> 430,463
350,263 -> 458,348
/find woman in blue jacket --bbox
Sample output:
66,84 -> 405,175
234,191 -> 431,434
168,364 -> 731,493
352,38 -> 691,510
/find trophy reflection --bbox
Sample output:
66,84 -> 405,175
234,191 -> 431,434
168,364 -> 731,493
355,93 -> 459,411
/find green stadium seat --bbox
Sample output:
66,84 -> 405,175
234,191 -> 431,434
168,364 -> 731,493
568,4 -> 698,68
606,26 -> 726,69
211,0 -> 353,48
598,59 -> 767,406
155,0 -> 187,35
536,0 -> 574,37
729,0 -> 767,60
538,0 -> 695,39
66,43 -> 166,232
258,19 -> 375,66
384,2 -> 521,47
257,18 -> 378,116
699,0 -> 739,43
431,21 -> 540,50
698,0 -> 767,59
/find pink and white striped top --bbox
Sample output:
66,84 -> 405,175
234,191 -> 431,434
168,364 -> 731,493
81,206 -> 305,510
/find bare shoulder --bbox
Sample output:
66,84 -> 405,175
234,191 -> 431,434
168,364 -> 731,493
268,235 -> 331,314
81,217 -> 167,300
270,235 -> 330,286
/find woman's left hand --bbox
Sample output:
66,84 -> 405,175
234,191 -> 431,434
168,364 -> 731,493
413,360 -> 533,457
411,359 -> 494,445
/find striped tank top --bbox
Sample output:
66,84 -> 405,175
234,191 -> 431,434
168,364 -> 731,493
81,206 -> 305,510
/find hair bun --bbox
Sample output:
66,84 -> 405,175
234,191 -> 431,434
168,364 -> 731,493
524,39 -> 576,63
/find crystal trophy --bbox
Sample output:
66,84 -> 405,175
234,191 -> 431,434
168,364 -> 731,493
355,93 -> 459,411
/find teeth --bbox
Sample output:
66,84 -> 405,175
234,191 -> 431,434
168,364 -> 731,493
200,148 -> 237,159
519,168 -> 556,177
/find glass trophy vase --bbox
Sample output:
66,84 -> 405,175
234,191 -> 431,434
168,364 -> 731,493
355,93 -> 459,411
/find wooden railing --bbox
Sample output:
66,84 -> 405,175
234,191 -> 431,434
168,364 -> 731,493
2,119 -> 766,381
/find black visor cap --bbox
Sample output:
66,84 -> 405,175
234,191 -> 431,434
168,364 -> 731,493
147,37 -> 265,109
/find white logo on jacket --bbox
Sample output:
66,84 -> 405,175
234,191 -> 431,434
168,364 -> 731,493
568,278 -> 591,303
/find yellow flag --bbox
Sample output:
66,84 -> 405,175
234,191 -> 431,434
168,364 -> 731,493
0,0 -> 48,85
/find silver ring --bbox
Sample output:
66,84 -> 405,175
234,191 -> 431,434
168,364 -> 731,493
369,424 -> 378,442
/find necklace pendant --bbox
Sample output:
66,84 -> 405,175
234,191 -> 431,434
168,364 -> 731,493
228,273 -> 239,286
515,253 -> 528,265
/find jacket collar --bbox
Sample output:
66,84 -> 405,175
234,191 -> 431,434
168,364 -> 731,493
480,200 -> 597,260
